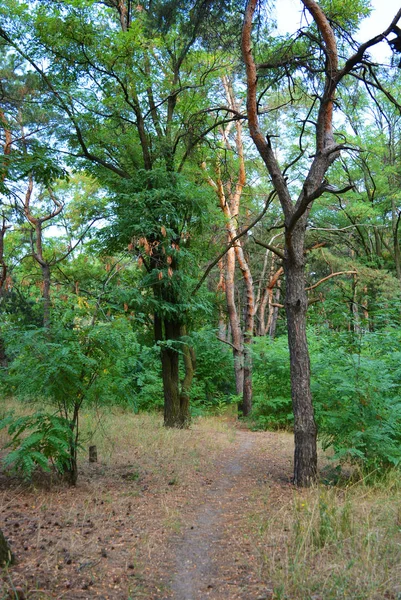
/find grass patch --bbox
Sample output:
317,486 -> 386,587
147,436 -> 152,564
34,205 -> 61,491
0,399 -> 236,488
78,408 -> 236,487
251,472 -> 401,599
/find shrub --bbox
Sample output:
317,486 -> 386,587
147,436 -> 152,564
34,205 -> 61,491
251,328 -> 401,472
251,335 -> 293,429
0,412 -> 74,478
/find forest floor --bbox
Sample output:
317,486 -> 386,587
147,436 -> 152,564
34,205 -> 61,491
1,411 -> 401,600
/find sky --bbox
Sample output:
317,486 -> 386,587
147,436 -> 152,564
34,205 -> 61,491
276,0 -> 401,64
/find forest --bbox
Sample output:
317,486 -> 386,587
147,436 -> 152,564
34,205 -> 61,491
1,0 -> 401,598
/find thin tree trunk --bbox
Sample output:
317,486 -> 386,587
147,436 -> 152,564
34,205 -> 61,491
255,246 -> 271,326
258,287 -> 268,336
0,339 -> 7,367
268,282 -> 281,339
393,207 -> 401,285
203,76 -> 254,415
217,258 -> 227,339
160,318 -> 181,428
235,237 -> 254,416
41,262 -> 51,329
66,446 -> 78,486
351,274 -> 361,334
284,220 -> 317,487
24,180 -> 63,328
178,325 -> 195,428
260,262 -> 284,337
0,529 -> 13,566
225,247 -> 244,396
0,218 -> 10,365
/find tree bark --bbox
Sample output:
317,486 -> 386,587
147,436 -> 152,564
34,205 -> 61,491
284,220 -> 317,486
24,180 -> 63,328
242,0 -> 340,485
268,282 -> 281,339
179,326 -> 195,428
203,77 -> 254,415
351,273 -> 361,334
152,246 -> 193,429
160,317 -> 181,428
41,262 -> 51,329
66,451 -> 78,486
225,247 -> 244,396
393,208 -> 401,285
0,217 -> 10,366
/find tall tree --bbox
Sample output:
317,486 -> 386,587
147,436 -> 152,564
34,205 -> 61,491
203,75 -> 255,416
242,0 -> 401,485
0,0 -> 241,426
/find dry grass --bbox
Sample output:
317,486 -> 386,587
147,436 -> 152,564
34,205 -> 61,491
0,401 -> 239,599
0,399 -> 236,488
250,472 -> 401,599
78,408 -> 236,485
1,400 -> 401,599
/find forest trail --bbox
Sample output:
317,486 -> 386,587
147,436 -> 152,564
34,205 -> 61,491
161,429 -> 294,600
168,433 -> 255,600
1,419 -> 296,600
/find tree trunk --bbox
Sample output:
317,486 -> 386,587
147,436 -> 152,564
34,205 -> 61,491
258,285 -> 269,336
0,529 -> 13,566
178,325 -> 195,428
0,219 -> 9,366
66,451 -> 78,486
241,343 -> 252,415
351,274 -> 361,334
217,259 -> 227,339
41,262 -> 51,328
268,283 -> 281,339
235,244 -> 254,417
162,348 -> 181,427
225,247 -> 244,397
284,221 -> 317,486
393,208 -> 401,285
0,338 -> 7,367
161,319 -> 181,428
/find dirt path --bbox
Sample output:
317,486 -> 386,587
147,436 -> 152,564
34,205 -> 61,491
169,434 -> 255,600
1,420 -> 295,600
3,416 -> 399,600
160,429 -> 294,600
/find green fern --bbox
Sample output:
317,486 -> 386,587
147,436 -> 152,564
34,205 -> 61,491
0,412 -> 74,479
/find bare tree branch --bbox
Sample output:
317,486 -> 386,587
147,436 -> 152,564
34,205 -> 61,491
192,189 -> 278,294
305,270 -> 357,291
252,237 -> 285,260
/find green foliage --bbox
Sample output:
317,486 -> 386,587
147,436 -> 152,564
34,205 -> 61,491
131,344 -> 164,412
313,329 -> 401,471
319,0 -> 371,33
189,328 -> 235,414
128,328 -> 236,415
2,318 -> 141,482
4,319 -> 140,410
0,412 -> 74,478
251,335 -> 293,430
251,328 -> 401,473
